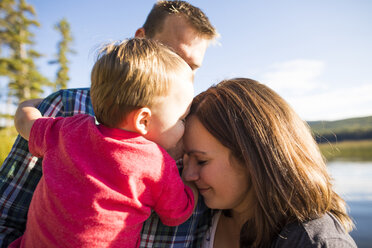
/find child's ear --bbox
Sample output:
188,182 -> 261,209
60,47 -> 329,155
134,28 -> 146,38
133,107 -> 151,135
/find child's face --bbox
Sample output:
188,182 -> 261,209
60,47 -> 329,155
144,68 -> 194,159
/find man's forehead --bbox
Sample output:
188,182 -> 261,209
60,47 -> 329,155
153,15 -> 210,71
158,16 -> 194,42
162,15 -> 191,33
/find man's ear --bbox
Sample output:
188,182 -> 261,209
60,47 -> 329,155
133,107 -> 151,135
135,28 -> 146,38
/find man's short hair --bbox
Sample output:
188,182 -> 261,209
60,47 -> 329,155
143,0 -> 217,39
90,38 -> 189,128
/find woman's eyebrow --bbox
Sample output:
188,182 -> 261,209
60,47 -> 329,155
185,149 -> 207,155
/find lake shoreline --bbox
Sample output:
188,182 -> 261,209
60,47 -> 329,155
319,139 -> 372,162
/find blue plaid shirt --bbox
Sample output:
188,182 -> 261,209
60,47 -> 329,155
0,88 -> 211,247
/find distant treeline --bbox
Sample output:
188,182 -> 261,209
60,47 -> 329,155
312,129 -> 372,143
307,116 -> 372,143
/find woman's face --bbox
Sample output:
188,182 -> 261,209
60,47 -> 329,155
183,116 -> 254,213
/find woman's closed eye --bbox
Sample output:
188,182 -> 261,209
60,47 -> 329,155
197,160 -> 208,166
184,151 -> 209,166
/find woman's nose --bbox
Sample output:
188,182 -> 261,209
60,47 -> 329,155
182,156 -> 199,182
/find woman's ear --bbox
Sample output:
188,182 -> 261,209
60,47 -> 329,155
133,107 -> 151,135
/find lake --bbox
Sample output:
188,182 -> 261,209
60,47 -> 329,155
328,161 -> 372,248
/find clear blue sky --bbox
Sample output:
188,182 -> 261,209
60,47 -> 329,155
28,0 -> 372,121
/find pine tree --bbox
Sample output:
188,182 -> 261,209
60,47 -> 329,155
50,18 -> 74,90
0,0 -> 51,103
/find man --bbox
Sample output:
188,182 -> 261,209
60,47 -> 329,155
0,1 -> 218,247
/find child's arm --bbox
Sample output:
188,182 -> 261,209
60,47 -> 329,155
14,99 -> 43,141
152,157 -> 200,227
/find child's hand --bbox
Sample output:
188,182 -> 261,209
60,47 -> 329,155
14,99 -> 43,141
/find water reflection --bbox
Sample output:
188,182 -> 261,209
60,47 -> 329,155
328,161 -> 372,248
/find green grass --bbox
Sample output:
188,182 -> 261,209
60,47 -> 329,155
319,139 -> 372,162
0,126 -> 18,165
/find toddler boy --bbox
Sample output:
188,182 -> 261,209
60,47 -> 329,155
11,38 -> 197,248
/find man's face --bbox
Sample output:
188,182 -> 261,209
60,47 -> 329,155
134,15 -> 211,159
151,15 -> 210,72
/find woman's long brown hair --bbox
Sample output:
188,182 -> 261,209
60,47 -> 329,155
189,78 -> 353,247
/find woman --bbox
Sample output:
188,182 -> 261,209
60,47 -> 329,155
182,78 -> 356,247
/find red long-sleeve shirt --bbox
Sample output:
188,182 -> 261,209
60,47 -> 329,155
11,114 -> 194,248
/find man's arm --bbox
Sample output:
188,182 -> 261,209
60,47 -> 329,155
0,88 -> 92,248
14,99 -> 43,141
